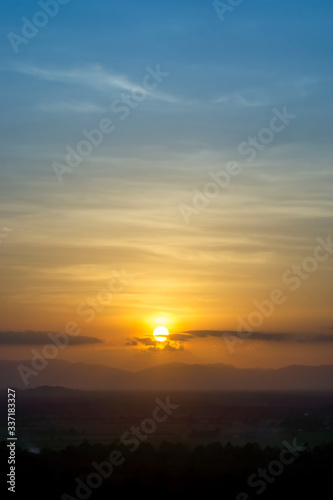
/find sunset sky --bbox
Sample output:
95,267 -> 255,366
1,0 -> 333,370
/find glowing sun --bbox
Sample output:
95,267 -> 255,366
153,326 -> 169,342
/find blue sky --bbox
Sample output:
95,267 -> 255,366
1,0 -> 332,173
0,0 -> 333,369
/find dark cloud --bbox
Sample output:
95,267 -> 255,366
228,332 -> 333,343
125,339 -> 138,346
239,332 -> 290,342
0,331 -> 102,346
312,335 -> 333,343
169,333 -> 193,342
163,343 -> 185,352
183,330 -> 239,338
135,337 -> 156,346
147,342 -> 184,352
133,336 -> 187,350
182,330 -> 333,343
127,331 -> 333,352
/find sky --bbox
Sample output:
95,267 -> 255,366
0,0 -> 333,371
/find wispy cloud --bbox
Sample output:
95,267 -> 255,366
292,76 -> 319,98
213,88 -> 271,107
11,63 -> 178,103
39,101 -> 105,114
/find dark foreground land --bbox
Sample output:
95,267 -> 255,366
1,389 -> 332,498
1,388 -> 333,449
1,439 -> 333,499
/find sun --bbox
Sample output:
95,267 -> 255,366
153,326 -> 169,342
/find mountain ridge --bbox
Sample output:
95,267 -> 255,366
1,359 -> 333,391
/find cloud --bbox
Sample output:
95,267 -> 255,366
312,335 -> 333,343
0,331 -> 102,346
292,76 -> 319,98
162,343 -> 185,352
125,339 -> 138,346
147,342 -> 184,352
182,331 -> 333,343
183,330 -> 234,338
237,332 -> 291,342
135,337 -> 156,346
130,337 -> 185,351
13,63 -> 136,91
39,101 -> 105,114
213,88 -> 271,107
169,333 -> 193,342
11,63 -> 178,103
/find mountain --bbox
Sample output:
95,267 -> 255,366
1,359 -> 333,391
0,360 -> 132,391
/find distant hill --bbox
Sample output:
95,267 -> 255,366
1,359 -> 333,391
